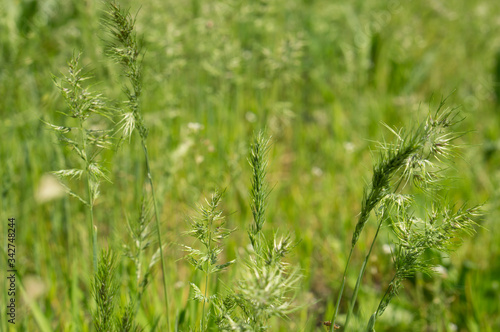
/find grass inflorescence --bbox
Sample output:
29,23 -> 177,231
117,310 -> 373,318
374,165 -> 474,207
47,52 -> 114,270
183,188 -> 235,331
330,99 -> 482,331
102,1 -> 171,329
183,132 -> 301,331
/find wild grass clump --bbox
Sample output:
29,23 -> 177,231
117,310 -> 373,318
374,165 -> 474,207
329,99 -> 482,331
184,132 -> 301,331
46,1 -> 171,330
231,132 -> 301,330
225,132 -> 301,331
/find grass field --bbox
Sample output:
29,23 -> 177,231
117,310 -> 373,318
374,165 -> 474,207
1,0 -> 500,331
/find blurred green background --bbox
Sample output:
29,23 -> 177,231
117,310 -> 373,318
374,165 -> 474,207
1,0 -> 499,331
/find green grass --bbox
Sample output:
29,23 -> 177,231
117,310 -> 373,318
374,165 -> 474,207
1,0 -> 500,331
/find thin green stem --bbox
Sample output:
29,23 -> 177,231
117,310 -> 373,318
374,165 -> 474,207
202,271 -> 209,330
330,247 -> 353,332
142,142 -> 171,331
344,217 -> 384,330
202,217 -> 213,331
81,120 -> 97,271
87,174 -> 97,271
92,226 -> 98,271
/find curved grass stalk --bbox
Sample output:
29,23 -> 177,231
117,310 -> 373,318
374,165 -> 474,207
330,98 -> 466,330
102,2 -> 171,328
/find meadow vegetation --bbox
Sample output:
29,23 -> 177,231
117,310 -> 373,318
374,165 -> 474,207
1,0 -> 500,331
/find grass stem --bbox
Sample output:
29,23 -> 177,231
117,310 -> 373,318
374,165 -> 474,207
330,247 -> 353,331
344,218 -> 384,329
142,142 -> 171,331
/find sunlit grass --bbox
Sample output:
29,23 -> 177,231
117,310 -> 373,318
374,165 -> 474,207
1,0 -> 499,331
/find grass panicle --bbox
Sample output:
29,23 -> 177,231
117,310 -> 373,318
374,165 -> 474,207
230,132 -> 301,331
366,203 -> 482,330
331,98 -> 479,331
103,0 -> 147,141
232,255 -> 301,330
183,132 -> 301,331
248,131 -> 271,254
122,196 -> 163,306
116,301 -> 143,332
92,250 -> 142,332
92,250 -> 119,332
47,52 -> 115,270
102,1 -> 171,328
183,189 -> 235,331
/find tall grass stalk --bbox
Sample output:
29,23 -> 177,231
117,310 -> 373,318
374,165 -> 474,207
331,98 -> 478,331
330,113 -> 427,330
102,2 -> 171,328
182,132 -> 300,331
47,53 -> 114,271
230,131 -> 301,330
